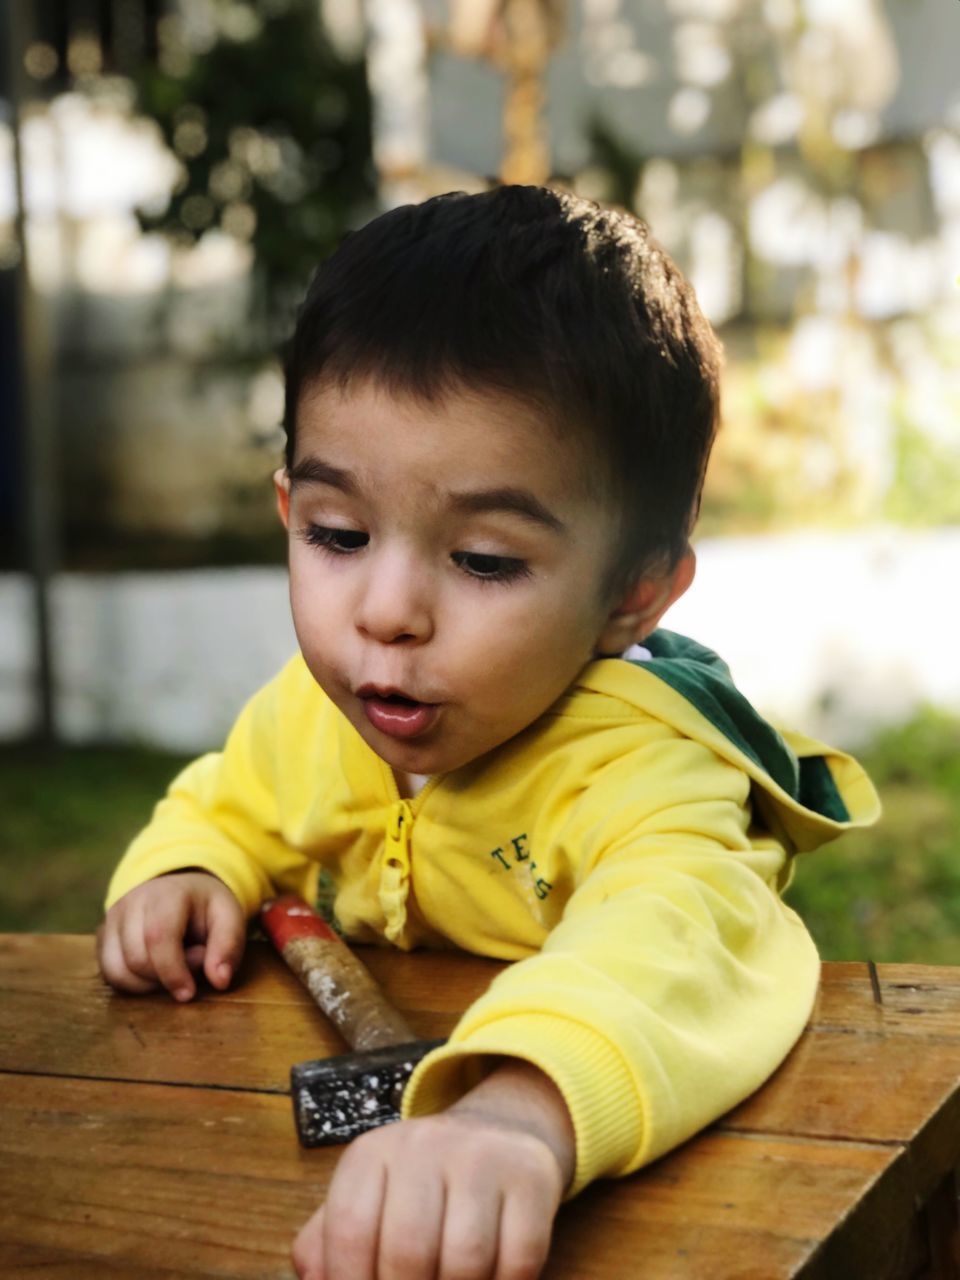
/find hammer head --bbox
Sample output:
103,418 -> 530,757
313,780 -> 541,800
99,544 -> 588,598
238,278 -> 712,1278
291,1038 -> 446,1147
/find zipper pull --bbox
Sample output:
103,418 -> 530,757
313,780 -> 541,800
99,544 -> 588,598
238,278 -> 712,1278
386,800 -> 413,869
381,800 -> 414,943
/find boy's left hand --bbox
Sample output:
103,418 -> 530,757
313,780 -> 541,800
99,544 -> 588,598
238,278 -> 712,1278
291,1058 -> 575,1280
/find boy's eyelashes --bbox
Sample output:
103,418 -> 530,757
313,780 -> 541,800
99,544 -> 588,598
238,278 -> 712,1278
301,524 -> 368,553
296,524 -> 531,584
451,551 -> 532,583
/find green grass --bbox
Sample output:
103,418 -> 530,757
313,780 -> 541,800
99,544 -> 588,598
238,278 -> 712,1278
0,745 -> 191,932
3,708 -> 960,963
785,707 -> 960,963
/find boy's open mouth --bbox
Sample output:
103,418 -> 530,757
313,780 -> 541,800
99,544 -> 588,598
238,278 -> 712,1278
357,686 -> 439,740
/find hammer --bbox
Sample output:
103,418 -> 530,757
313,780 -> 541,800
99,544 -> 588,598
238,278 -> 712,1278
260,895 -> 444,1148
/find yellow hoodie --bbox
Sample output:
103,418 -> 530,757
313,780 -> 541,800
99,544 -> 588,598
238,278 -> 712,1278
105,629 -> 880,1195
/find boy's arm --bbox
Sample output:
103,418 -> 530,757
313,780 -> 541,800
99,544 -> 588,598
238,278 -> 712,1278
403,733 -> 830,1197
105,656 -> 320,916
101,658 -> 320,1000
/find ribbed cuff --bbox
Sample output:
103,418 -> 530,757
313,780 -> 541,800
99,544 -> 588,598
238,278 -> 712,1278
402,1013 -> 645,1197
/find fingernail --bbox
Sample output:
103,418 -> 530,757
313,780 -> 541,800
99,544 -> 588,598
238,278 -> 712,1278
174,986 -> 193,1002
217,963 -> 231,984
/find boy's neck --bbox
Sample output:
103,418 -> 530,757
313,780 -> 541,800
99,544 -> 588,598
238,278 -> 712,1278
396,770 -> 431,799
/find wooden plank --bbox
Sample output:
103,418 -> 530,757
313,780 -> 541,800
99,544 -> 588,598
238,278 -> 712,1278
8,939 -> 960,1040
0,936 -> 503,1093
0,933 -> 504,1015
723,1016 -> 960,1198
724,1022 -> 960,1144
0,1247 -> 197,1279
0,977 -> 333,1094
807,963 -> 960,1040
552,1132 -> 926,1280
0,1072 -> 916,1280
0,1072 -> 325,1278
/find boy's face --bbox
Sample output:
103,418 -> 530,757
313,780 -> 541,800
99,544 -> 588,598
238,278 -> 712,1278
276,377 -> 642,778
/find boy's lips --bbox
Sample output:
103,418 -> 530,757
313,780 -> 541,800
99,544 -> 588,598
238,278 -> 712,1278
356,685 -> 440,740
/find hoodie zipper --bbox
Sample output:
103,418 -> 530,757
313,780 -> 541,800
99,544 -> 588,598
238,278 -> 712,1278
378,769 -> 440,943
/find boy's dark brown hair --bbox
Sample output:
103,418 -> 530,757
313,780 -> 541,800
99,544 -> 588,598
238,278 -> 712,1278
282,184 -> 722,599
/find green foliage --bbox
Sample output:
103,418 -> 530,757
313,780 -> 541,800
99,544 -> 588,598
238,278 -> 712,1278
786,708 -> 960,962
136,0 -> 375,340
883,420 -> 960,527
699,325 -> 960,537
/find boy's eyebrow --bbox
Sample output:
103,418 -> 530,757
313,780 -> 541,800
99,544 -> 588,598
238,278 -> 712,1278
287,457 -> 357,493
288,456 -> 566,534
450,487 -> 567,534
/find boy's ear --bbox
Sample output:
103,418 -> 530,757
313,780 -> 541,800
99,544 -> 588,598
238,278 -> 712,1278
273,468 -> 291,530
596,550 -> 696,655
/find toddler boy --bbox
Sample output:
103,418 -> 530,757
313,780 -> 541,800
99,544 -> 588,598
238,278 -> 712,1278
99,185 -> 880,1280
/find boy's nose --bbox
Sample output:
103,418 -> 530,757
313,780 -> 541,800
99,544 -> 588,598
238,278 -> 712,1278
355,552 -> 434,645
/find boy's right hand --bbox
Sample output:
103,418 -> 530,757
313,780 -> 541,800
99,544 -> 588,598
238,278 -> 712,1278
97,872 -> 246,1003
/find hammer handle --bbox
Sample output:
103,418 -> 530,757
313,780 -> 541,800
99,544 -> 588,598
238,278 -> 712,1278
261,896 -> 417,1052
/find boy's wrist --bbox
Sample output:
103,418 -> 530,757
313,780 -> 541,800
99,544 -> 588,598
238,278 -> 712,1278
447,1055 -> 577,1192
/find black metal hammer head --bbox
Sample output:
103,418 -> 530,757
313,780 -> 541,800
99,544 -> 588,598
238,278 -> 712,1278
291,1039 -> 446,1147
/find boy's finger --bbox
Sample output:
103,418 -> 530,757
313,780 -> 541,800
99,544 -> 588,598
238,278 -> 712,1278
496,1187 -> 553,1280
143,897 -> 196,1002
291,1203 -> 326,1279
438,1182 -> 501,1280
376,1163 -> 444,1280
200,891 -> 246,990
116,903 -> 156,982
97,922 -> 158,994
321,1148 -> 387,1280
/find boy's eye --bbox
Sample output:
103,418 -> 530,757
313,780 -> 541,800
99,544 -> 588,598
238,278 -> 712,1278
452,551 -> 531,583
302,525 -> 369,553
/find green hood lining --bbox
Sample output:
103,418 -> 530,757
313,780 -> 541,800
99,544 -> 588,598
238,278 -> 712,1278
634,630 -> 850,824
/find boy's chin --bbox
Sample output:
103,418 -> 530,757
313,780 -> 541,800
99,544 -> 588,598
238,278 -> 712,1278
358,721 -> 482,780
366,734 -> 461,779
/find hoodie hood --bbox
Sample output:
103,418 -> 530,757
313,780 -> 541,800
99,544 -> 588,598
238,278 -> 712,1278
580,628 -> 881,854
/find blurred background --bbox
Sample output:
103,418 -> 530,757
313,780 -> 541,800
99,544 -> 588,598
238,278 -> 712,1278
2,0 -> 958,954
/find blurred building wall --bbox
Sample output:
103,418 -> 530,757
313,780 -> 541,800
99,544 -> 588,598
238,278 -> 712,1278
432,0 -> 953,174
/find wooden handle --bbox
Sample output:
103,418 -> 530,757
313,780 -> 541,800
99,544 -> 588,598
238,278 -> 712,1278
260,896 -> 417,1051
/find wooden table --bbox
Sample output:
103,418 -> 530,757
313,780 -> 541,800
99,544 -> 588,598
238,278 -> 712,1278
1,936 -> 959,1279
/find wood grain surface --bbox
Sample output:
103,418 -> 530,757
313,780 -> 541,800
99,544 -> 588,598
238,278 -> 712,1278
1,936 -> 958,1279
